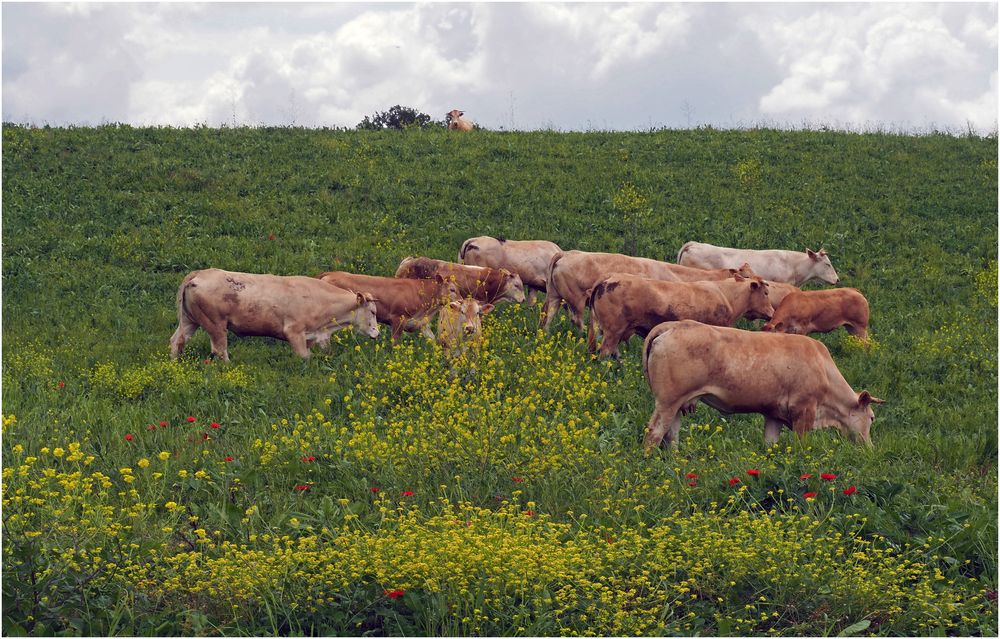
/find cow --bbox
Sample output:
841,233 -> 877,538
587,274 -> 774,358
169,269 -> 379,361
458,236 -> 562,304
540,250 -> 756,332
765,281 -> 801,308
641,320 -> 883,450
315,271 -> 460,342
762,288 -> 870,342
437,297 -> 494,358
676,241 -> 840,286
446,109 -> 474,131
395,256 -> 525,305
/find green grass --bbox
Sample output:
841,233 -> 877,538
2,123 -> 997,636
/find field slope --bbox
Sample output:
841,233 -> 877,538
2,124 -> 997,636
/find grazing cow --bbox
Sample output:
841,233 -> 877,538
437,297 -> 494,358
540,250 -> 756,332
315,271 -> 458,342
642,320 -> 882,450
170,269 -> 379,361
676,241 -> 840,285
395,256 -> 525,304
762,288 -> 870,342
459,236 -> 562,304
587,275 -> 774,358
446,109 -> 474,131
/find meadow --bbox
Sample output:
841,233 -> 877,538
1,123 -> 997,636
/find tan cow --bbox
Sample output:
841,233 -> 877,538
446,109 -> 474,131
437,297 -> 494,358
540,250 -> 756,332
170,269 -> 379,361
395,256 -> 525,304
762,288 -> 870,342
642,320 -> 882,450
315,271 -> 459,342
765,281 -> 801,308
587,275 -> 774,358
459,236 -> 562,304
677,241 -> 840,285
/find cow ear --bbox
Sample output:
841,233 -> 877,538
806,249 -> 818,259
356,292 -> 365,306
750,280 -> 760,290
459,111 -> 464,116
449,301 -> 462,310
733,273 -> 746,281
435,273 -> 446,283
819,249 -> 828,256
480,303 -> 495,315
859,391 -> 885,406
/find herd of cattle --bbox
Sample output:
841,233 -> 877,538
169,237 -> 882,449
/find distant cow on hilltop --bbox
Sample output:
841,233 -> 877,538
447,109 -> 474,131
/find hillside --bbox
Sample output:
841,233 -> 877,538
2,124 -> 997,635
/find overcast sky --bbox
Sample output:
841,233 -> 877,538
3,2 -> 997,132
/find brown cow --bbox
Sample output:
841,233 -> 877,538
315,271 -> 458,342
459,236 -> 561,304
765,281 -> 801,308
587,275 -> 774,358
437,297 -> 494,358
395,256 -> 525,304
540,250 -> 756,332
762,288 -> 870,342
642,320 -> 883,450
446,109 -> 474,131
170,269 -> 379,361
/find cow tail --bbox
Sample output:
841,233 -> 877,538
459,239 -> 478,262
642,322 -> 673,385
585,282 -> 604,352
176,271 -> 199,326
676,241 -> 694,264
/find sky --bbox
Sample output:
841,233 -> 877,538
2,2 -> 997,132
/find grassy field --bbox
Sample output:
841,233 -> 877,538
2,123 -> 997,636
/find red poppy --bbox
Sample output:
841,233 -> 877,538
728,477 -> 740,486
384,589 -> 405,599
187,416 -> 196,423
685,473 -> 699,479
401,490 -> 414,497
147,424 -> 156,431
210,422 -> 220,429
821,473 -> 837,481
57,381 -> 65,388
804,492 -> 817,499
203,359 -> 212,365
159,421 -> 169,428
511,476 -> 524,483
747,469 -> 760,476
688,481 -> 698,487
224,456 -> 234,462
302,456 -> 316,462
800,473 -> 813,480
124,434 -> 134,442
370,487 -> 380,493
843,485 -> 857,496
295,485 -> 311,491
201,433 -> 210,440
606,536 -> 614,544
524,510 -> 535,516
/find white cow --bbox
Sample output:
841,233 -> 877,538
676,242 -> 840,286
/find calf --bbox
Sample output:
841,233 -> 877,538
540,250 -> 756,332
315,271 -> 457,342
642,320 -> 882,450
762,288 -> 870,342
437,297 -> 494,358
170,269 -> 379,361
587,275 -> 774,358
395,256 -> 525,305
446,109 -> 474,131
459,236 -> 561,304
677,241 -> 840,285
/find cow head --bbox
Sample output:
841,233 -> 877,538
735,262 -> 757,278
499,269 -> 526,303
761,319 -> 783,333
842,390 -> 884,446
745,278 -> 775,320
354,292 -> 380,339
435,274 -> 462,304
806,248 -> 840,285
449,298 -> 494,337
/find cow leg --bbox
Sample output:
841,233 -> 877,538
285,329 -> 312,359
170,321 -> 198,359
791,405 -> 817,439
390,319 -> 404,343
643,402 -> 682,451
527,289 -> 538,305
763,417 -> 784,446
540,290 -> 562,332
598,329 -> 621,359
201,323 -> 230,362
